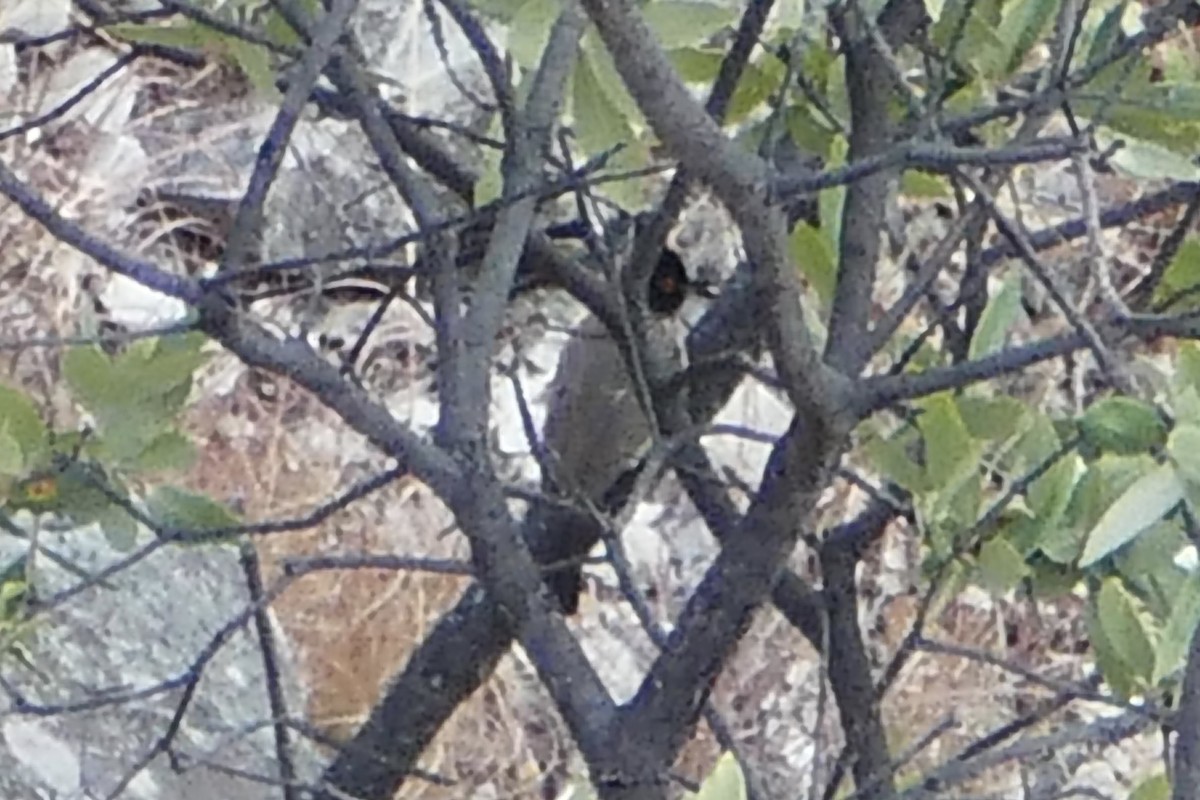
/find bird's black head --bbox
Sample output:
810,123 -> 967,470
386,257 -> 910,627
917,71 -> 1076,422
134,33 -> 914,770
647,249 -> 716,315
648,249 -> 690,315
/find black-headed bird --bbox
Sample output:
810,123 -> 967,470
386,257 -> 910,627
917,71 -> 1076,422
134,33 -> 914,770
532,248 -> 711,613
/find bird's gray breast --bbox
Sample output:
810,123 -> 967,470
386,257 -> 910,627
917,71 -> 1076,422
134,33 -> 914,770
541,315 -> 685,503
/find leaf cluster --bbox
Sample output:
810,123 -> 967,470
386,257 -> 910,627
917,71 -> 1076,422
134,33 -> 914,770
0,332 -> 236,556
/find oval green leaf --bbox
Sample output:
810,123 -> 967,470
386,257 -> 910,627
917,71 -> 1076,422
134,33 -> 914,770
969,273 -> 1025,360
1169,423 -> 1200,486
1078,396 -> 1167,455
1096,577 -> 1157,685
1079,463 -> 1183,568
1154,572 -> 1200,683
0,386 -> 48,471
147,486 -> 240,537
643,1 -> 737,49
976,537 -> 1030,596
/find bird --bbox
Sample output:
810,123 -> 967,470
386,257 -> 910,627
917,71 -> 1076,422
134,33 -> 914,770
531,247 -> 711,614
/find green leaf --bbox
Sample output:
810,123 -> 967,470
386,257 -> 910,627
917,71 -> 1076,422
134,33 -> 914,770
1028,452 -> 1079,519
599,140 -> 656,209
1175,346 -> 1200,422
1115,517 -> 1188,578
475,117 -> 505,205
1096,577 -> 1158,685
1154,572 -> 1200,683
8,462 -> 134,545
956,395 -> 1027,441
1095,127 -> 1200,180
789,223 -> 835,308
1085,1 -> 1128,67
992,0 -> 1058,76
784,104 -> 837,158
1078,396 -> 1167,455
224,35 -> 278,99
643,2 -> 737,49
1062,454 -> 1155,552
1177,342 -> 1200,394
55,462 -> 124,522
976,537 -> 1030,595
820,135 -> 848,261
132,431 -> 197,473
1009,413 -> 1063,468
263,7 -> 304,48
918,393 -> 977,490
998,506 -> 1041,555
1027,556 -> 1081,597
1079,463 -> 1184,568
1091,96 -> 1200,153
943,469 -> 983,535
0,422 -> 21,477
932,0 -> 1006,72
1128,773 -> 1170,800
147,486 -> 240,535
1153,237 -> 1200,308
108,21 -> 214,51
668,46 -> 723,84
0,385 -> 48,472
1026,453 -> 1081,546
969,274 -> 1025,359
96,503 -> 139,551
1169,424 -> 1200,486
725,58 -> 784,125
508,0 -> 559,69
63,338 -> 204,456
573,48 -> 635,158
864,431 -> 927,493
90,413 -> 172,469
1038,517 -> 1088,565
693,752 -> 746,800
1175,385 -> 1200,427
1142,83 -> 1200,123
119,335 -> 206,395
1087,591 -> 1140,698
801,40 -> 836,96
580,32 -> 644,126
63,346 -> 120,415
901,171 -> 952,199
0,555 -> 29,621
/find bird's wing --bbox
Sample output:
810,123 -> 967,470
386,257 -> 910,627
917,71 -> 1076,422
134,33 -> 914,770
541,317 -> 650,503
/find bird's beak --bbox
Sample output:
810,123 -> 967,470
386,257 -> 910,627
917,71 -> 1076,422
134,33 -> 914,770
692,280 -> 720,300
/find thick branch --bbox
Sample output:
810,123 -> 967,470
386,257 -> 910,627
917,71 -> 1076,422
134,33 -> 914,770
606,415 -> 843,796
448,1 -> 585,446
1175,615 -> 1200,798
221,0 -> 358,271
823,3 -> 897,375
820,536 -> 893,798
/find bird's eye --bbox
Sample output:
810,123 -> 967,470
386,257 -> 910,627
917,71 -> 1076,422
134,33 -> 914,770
658,276 -> 678,294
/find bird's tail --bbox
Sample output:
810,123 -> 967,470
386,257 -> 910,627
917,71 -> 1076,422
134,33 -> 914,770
525,502 -> 590,615
524,460 -> 649,615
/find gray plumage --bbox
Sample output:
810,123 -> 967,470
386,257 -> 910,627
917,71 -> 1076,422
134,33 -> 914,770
531,248 -> 699,613
542,315 -> 658,502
